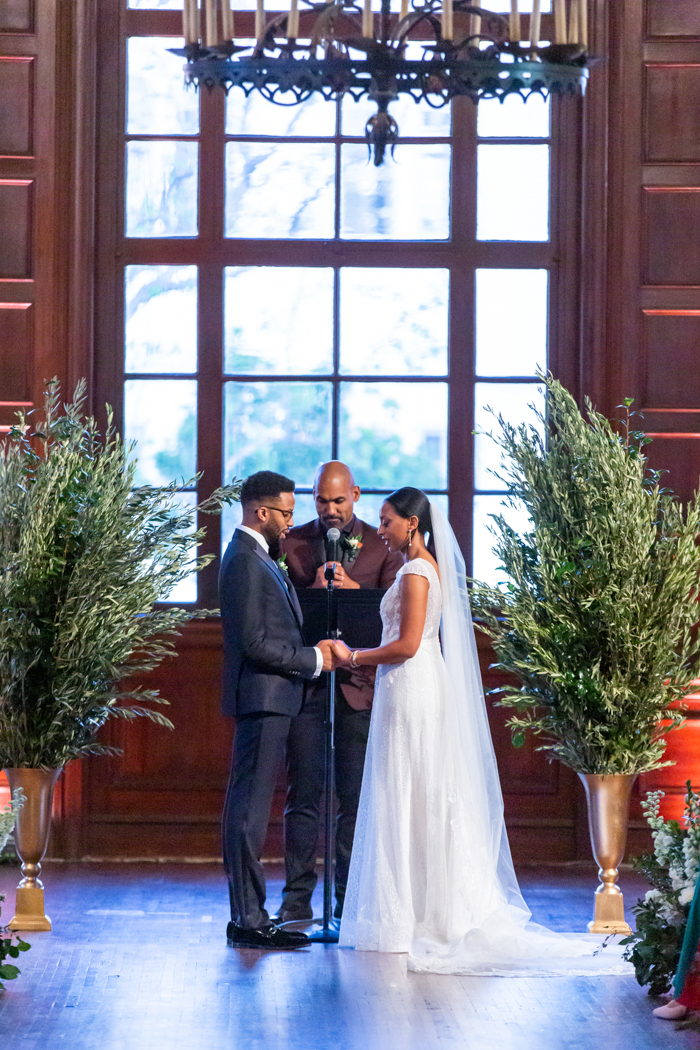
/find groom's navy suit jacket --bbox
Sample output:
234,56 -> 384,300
219,528 -> 319,718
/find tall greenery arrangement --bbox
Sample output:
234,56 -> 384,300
469,375 -> 700,775
0,380 -> 240,769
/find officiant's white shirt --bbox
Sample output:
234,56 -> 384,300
236,525 -> 323,678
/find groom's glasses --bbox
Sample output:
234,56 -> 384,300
261,506 -> 294,523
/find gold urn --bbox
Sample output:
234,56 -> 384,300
4,767 -> 62,932
578,772 -> 637,935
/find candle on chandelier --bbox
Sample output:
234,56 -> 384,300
568,0 -> 579,43
362,0 -> 372,38
256,0 -> 265,38
509,0 -> 520,42
288,0 -> 299,38
530,0 -> 541,48
205,0 -> 217,45
442,0 -> 453,41
579,0 -> 588,47
399,0 -> 409,21
222,0 -> 234,40
554,0 -> 567,43
469,12 -> 482,39
183,0 -> 197,43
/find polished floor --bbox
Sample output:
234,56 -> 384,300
0,862 -> 695,1050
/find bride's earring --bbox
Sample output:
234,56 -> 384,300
407,529 -> 413,548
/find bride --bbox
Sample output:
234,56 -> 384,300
331,487 -> 631,976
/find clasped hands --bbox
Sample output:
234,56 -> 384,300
316,638 -> 359,672
311,561 -> 360,590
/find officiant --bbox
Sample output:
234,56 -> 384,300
274,461 -> 402,923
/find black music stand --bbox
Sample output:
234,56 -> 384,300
293,584 -> 385,944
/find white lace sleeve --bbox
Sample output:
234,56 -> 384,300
400,560 -> 435,582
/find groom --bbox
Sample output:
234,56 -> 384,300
219,470 -> 333,950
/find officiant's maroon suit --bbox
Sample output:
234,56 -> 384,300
278,515 -> 402,919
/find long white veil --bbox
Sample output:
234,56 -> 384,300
407,503 -> 632,975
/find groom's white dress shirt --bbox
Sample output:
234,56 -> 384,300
237,525 -> 323,679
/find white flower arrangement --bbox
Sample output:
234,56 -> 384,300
0,789 -> 24,854
623,782 -> 700,993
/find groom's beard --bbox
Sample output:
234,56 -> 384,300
267,535 -> 281,561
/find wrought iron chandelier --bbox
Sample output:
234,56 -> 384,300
171,0 -> 590,165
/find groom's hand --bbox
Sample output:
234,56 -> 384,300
316,638 -> 334,672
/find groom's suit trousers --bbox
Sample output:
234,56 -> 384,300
222,711 -> 291,928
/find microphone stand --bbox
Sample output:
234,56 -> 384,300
308,531 -> 340,944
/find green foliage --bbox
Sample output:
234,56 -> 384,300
620,894 -> 685,996
0,894 -> 30,991
0,379 -> 240,769
469,375 -> 700,774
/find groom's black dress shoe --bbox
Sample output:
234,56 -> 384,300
226,922 -> 310,950
270,905 -> 313,925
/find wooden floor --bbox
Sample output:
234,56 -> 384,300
0,862 -> 695,1050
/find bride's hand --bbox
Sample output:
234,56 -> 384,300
331,640 -> 352,667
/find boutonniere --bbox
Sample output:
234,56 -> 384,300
276,553 -> 289,575
341,534 -> 363,562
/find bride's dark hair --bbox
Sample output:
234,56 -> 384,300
385,487 -> 434,552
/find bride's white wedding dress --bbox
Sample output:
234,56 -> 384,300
339,504 -> 632,977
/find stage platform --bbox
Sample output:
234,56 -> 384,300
0,862 -> 694,1050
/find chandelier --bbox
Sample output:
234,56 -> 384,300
171,0 -> 590,165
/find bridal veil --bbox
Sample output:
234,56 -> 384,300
407,503 -> 632,975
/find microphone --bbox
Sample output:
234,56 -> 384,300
325,527 -> 340,586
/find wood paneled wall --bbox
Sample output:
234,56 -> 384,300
5,0 -> 700,862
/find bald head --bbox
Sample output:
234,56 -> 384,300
314,461 -> 360,531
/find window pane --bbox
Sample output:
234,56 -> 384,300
341,144 -> 450,240
475,269 -> 547,377
124,379 -> 197,486
339,268 -> 448,376
477,144 -> 549,241
126,141 -> 198,237
227,91 -> 336,137
129,0 -> 181,7
339,382 -> 448,489
342,95 -> 450,138
223,381 -> 332,487
353,492 -> 448,528
166,491 -> 198,603
477,94 -> 550,139
473,495 -> 532,589
224,267 -> 333,374
225,142 -> 335,238
220,492 -> 317,555
125,265 -> 197,374
474,382 -> 545,490
128,38 -> 199,135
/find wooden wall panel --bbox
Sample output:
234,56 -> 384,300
82,621 -> 234,859
643,188 -> 700,285
647,0 -> 700,39
645,435 -> 700,503
0,181 -> 32,277
643,311 -> 700,406
645,65 -> 700,161
0,57 -> 33,156
0,0 -> 33,34
0,303 -> 32,403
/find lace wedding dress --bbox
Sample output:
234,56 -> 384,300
339,505 -> 633,977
